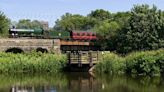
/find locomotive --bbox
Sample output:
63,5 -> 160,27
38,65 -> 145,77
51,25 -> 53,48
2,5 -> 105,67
9,28 -> 97,41
9,28 -> 43,38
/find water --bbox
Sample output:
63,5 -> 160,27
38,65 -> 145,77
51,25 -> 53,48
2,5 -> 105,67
0,73 -> 164,92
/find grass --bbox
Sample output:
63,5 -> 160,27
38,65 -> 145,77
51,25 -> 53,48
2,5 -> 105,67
0,52 -> 67,73
95,51 -> 125,74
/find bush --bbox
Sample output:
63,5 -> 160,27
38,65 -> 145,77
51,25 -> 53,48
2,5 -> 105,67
0,52 -> 67,73
95,49 -> 164,76
125,50 -> 163,75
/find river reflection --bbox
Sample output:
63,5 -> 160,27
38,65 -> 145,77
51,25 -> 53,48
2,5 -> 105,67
0,73 -> 164,92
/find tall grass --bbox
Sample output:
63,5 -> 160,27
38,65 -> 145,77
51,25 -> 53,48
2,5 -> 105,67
0,52 -> 67,73
95,51 -> 125,74
95,49 -> 164,76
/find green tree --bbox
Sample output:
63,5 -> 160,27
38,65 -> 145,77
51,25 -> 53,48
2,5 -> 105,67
16,19 -> 31,29
88,9 -> 112,21
54,13 -> 97,31
93,20 -> 121,50
16,19 -> 43,29
113,12 -> 131,28
0,11 -> 10,37
117,5 -> 164,53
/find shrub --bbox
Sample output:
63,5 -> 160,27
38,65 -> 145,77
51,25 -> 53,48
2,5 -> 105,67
95,49 -> 164,76
125,49 -> 164,75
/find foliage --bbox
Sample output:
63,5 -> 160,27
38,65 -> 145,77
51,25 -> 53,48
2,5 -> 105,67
0,52 -> 67,73
0,11 -> 10,37
113,12 -> 131,28
54,13 -> 97,31
95,51 -> 125,74
16,19 -> 44,29
116,5 -> 164,53
93,20 -> 120,39
125,49 -> 164,75
88,9 -> 112,21
95,49 -> 164,76
93,20 -> 121,50
52,5 -> 164,54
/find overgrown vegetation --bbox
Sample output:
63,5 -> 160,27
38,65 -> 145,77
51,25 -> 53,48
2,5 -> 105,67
95,49 -> 164,76
0,52 -> 67,73
95,52 -> 125,74
0,11 -> 10,37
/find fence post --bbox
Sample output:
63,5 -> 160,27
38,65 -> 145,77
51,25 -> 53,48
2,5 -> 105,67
89,51 -> 93,67
67,51 -> 71,65
78,51 -> 82,67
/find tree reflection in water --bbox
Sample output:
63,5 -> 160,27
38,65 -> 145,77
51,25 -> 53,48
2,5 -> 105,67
0,73 -> 164,92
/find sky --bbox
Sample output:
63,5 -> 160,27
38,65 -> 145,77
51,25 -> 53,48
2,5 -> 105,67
0,0 -> 164,27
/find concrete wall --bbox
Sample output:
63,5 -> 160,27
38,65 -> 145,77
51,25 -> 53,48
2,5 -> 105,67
0,38 -> 60,53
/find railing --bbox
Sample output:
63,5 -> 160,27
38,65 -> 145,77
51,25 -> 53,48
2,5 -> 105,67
67,51 -> 101,67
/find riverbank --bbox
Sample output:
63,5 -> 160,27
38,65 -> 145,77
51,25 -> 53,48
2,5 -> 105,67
1,49 -> 164,75
95,49 -> 164,76
0,52 -> 67,73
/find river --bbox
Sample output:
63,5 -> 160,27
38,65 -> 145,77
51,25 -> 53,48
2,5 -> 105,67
0,73 -> 164,92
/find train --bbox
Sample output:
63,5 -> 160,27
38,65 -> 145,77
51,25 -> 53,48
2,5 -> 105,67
9,28 -> 97,41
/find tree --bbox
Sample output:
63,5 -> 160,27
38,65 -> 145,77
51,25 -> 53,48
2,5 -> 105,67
113,12 -> 131,28
16,19 -> 43,29
54,13 -> 97,31
0,11 -> 10,36
116,5 -> 164,53
31,20 -> 44,29
16,19 -> 31,29
93,20 -> 121,50
88,9 -> 112,21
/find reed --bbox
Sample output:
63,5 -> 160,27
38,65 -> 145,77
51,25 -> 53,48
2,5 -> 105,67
0,52 -> 67,73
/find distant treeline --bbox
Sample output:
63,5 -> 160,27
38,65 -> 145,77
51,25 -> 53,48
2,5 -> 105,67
1,4 -> 164,53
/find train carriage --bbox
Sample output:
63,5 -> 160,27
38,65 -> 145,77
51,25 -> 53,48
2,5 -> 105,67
48,30 -> 70,39
71,31 -> 97,41
9,28 -> 97,41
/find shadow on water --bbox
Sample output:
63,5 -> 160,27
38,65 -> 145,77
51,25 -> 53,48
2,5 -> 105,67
0,73 -> 164,92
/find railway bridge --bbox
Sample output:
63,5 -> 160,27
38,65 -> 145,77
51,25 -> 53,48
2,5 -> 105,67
0,38 -> 61,53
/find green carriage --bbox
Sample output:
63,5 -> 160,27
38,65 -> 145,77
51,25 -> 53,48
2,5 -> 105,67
48,30 -> 70,39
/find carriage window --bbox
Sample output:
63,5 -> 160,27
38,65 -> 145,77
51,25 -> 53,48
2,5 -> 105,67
77,33 -> 80,36
87,33 -> 90,36
73,32 -> 77,36
82,33 -> 85,36
92,33 -> 96,36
